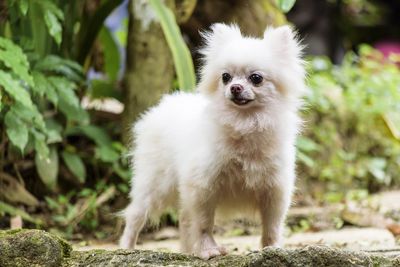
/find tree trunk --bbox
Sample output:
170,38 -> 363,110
121,0 -> 196,145
181,0 -> 287,47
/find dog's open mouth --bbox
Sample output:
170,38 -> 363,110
231,97 -> 254,106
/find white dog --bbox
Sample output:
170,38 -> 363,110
120,23 -> 306,259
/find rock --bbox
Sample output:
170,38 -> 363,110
245,246 -> 400,267
66,249 -> 208,267
341,204 -> 391,228
377,191 -> 400,213
1,229 -> 400,266
286,227 -> 396,250
66,246 -> 400,267
0,229 -> 71,267
153,226 -> 180,241
76,227 -> 397,255
68,246 -> 400,267
288,204 -> 344,231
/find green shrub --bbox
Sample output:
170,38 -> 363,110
299,45 -> 400,199
0,0 -> 129,235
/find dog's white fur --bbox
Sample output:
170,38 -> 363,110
120,23 -> 306,259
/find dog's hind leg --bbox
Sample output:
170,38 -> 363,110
120,171 -> 175,249
119,199 -> 149,249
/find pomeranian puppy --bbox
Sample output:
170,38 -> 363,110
120,23 -> 306,259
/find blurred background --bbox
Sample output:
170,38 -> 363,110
0,0 -> 399,252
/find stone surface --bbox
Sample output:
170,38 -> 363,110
76,227 -> 397,254
153,226 -> 180,241
2,229 -> 400,266
377,190 -> 400,213
287,227 -> 396,250
0,229 -> 72,267
68,246 -> 400,267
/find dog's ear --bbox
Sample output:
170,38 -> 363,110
198,23 -> 241,95
263,25 -> 303,59
199,23 -> 242,58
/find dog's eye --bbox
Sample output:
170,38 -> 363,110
222,73 -> 232,84
249,74 -> 263,85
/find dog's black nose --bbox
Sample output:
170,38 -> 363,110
230,84 -> 243,95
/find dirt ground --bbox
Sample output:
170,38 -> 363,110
74,191 -> 400,255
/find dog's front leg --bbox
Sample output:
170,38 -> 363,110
259,179 -> 294,248
179,186 -> 226,259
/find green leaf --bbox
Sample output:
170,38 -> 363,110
32,71 -> 47,97
34,0 -> 64,46
62,151 -> 86,183
0,201 -> 42,225
297,137 -> 320,152
47,86 -> 59,107
34,55 -> 83,82
148,0 -> 196,91
278,0 -> 296,13
367,157 -> 387,182
72,125 -> 112,146
89,79 -> 121,100
5,110 -> 29,152
46,75 -> 84,123
0,70 -> 33,108
0,37 -> 34,86
383,112 -> 400,140
45,119 -> 63,144
46,129 -> 62,144
34,0 -> 64,19
35,55 -> 82,73
48,76 -> 79,107
58,99 -> 89,123
29,0 -> 48,57
32,72 -> 61,108
35,145 -> 58,190
10,101 -> 46,131
115,18 -> 128,46
99,26 -> 120,81
75,0 -> 124,63
297,151 -> 315,168
31,129 -> 49,160
44,10 -> 62,45
95,145 -> 119,163
113,162 -> 131,181
18,0 -> 29,15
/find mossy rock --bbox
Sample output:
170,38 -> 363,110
0,229 -> 71,267
64,249 -> 209,267
1,229 -> 399,266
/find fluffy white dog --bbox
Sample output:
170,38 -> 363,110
120,23 -> 306,259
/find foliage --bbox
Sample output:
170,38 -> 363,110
299,45 -> 400,200
277,0 -> 297,13
0,201 -> 42,225
74,0 -> 124,64
44,182 -> 116,238
1,0 -> 398,240
0,0 -> 129,234
0,0 -> 201,236
148,0 -> 196,91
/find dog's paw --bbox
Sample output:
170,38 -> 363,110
119,235 -> 135,249
261,235 -> 282,248
262,243 -> 281,250
199,246 -> 227,260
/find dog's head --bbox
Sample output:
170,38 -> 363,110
198,24 -> 306,111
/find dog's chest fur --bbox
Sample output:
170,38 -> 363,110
218,129 -> 280,190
